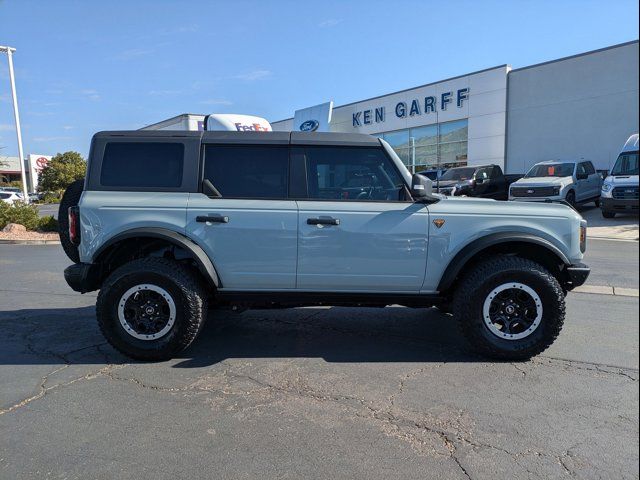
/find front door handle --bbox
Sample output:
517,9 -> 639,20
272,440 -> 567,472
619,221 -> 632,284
307,217 -> 340,226
196,215 -> 229,224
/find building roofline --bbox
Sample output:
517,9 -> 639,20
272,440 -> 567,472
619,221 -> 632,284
272,40 -> 639,125
271,64 -> 510,124
509,39 -> 639,73
141,113 -> 206,130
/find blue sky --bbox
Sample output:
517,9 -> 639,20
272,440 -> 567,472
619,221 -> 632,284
1,0 -> 638,157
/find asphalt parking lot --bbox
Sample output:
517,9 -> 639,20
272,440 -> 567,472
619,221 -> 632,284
1,240 -> 638,479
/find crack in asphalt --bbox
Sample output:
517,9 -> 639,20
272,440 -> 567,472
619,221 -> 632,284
96,365 -> 597,479
2,310 -> 635,478
0,364 -> 124,416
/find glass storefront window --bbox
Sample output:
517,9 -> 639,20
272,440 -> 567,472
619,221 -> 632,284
439,141 -> 468,167
410,125 -> 438,147
439,119 -> 468,143
414,145 -> 438,167
377,119 -> 468,172
383,130 -> 411,149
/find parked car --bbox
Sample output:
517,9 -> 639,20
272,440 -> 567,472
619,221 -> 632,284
0,191 -> 21,204
28,192 -> 42,202
60,130 -> 589,362
417,168 -> 447,182
509,160 -> 602,207
600,134 -> 639,218
434,164 -> 520,200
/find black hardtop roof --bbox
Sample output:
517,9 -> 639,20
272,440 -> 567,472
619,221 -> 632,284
93,130 -> 380,147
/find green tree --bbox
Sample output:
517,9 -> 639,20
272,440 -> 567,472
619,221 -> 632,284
37,151 -> 86,194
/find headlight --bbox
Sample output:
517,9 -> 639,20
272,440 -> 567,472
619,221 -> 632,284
601,183 -> 612,192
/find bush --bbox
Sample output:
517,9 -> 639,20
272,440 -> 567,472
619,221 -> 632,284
0,180 -> 24,189
0,201 -> 41,231
38,215 -> 59,232
42,191 -> 61,204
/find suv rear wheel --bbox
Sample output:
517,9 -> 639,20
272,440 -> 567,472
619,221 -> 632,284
453,255 -> 565,360
97,257 -> 208,361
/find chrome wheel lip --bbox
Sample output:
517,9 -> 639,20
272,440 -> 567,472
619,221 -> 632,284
117,284 -> 176,341
482,282 -> 543,341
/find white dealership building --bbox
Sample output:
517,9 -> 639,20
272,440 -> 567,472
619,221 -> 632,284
271,40 -> 639,174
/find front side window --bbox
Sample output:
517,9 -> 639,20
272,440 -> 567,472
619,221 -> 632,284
203,145 -> 289,199
611,153 -> 639,175
305,147 -> 406,201
583,162 -> 596,175
525,163 -> 575,178
100,142 -> 184,188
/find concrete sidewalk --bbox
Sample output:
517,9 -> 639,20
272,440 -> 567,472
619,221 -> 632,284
579,205 -> 639,241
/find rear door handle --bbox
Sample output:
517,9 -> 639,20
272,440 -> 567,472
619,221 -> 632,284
196,215 -> 229,224
307,217 -> 340,226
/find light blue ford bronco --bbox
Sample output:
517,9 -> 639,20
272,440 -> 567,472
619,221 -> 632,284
60,130 -> 590,361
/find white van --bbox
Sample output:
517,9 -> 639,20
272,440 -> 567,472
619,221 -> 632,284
600,134 -> 639,218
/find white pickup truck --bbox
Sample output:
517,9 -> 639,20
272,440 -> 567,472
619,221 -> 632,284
509,160 -> 602,207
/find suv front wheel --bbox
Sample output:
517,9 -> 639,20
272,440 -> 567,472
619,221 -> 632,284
97,257 -> 208,361
453,255 -> 565,360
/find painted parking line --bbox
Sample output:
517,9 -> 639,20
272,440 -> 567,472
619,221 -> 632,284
573,285 -> 639,297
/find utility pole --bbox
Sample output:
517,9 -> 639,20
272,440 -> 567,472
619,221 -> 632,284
0,45 -> 29,202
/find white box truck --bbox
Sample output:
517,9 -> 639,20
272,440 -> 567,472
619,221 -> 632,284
141,113 -> 271,132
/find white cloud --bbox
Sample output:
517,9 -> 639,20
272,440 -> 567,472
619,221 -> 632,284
115,48 -> 154,61
148,89 -> 183,96
32,136 -> 72,142
233,69 -> 273,81
62,126 -> 74,130
319,18 -> 343,28
80,89 -> 100,101
0,124 -> 15,132
200,99 -> 233,106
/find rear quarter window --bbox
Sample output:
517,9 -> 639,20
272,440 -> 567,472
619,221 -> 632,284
100,142 -> 184,188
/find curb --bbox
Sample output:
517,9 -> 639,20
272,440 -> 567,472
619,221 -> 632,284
0,239 -> 61,245
589,236 -> 639,242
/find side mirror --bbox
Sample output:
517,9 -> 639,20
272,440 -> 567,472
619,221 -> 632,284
576,173 -> 588,180
411,173 -> 434,200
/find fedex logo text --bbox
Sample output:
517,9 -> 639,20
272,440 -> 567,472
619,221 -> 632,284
235,123 -> 271,132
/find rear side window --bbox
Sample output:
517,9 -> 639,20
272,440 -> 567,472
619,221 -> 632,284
203,145 -> 289,199
101,142 -> 184,188
304,146 -> 405,201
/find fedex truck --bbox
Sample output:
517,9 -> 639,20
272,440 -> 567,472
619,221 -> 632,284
141,113 -> 271,132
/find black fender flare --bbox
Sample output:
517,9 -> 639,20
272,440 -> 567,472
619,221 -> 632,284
437,232 -> 570,292
93,227 -> 220,287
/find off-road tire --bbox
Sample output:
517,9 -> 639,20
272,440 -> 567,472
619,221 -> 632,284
453,255 -> 565,360
96,257 -> 208,361
565,190 -> 576,208
602,210 -> 616,219
58,178 -> 84,263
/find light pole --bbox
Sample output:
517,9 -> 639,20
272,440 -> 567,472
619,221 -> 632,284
0,45 -> 29,202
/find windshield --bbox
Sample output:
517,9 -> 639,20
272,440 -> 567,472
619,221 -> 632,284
611,152 -> 639,175
439,167 -> 475,181
0,193 -> 11,199
525,163 -> 574,178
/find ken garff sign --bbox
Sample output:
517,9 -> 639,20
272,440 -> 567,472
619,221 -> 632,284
299,119 -> 320,132
352,88 -> 469,127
